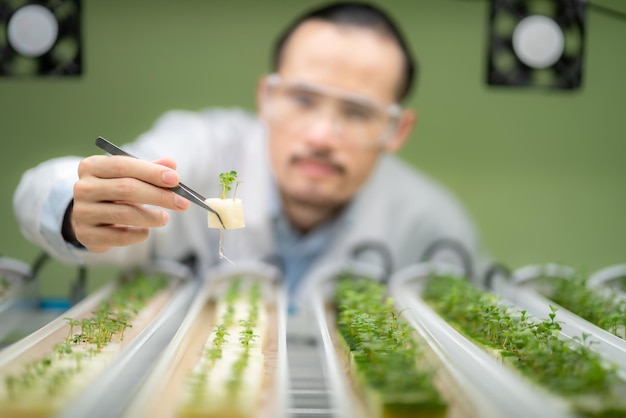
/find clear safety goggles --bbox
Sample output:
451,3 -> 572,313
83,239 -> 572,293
263,73 -> 402,148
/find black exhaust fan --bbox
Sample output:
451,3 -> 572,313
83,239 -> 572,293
486,0 -> 586,90
0,0 -> 82,77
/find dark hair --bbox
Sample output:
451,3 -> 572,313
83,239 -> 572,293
272,2 -> 417,102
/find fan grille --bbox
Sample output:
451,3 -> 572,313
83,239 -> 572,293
0,0 -> 82,77
487,0 -> 585,90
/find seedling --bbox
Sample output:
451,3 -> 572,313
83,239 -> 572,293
335,273 -> 447,415
545,274 -> 626,340
219,170 -> 240,200
0,271 -> 168,410
213,324 -> 229,348
208,171 -> 245,263
180,278 -> 266,414
65,318 -> 81,343
238,319 -> 258,349
423,274 -> 626,416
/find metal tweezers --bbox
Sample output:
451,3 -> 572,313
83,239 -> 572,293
95,136 -> 225,228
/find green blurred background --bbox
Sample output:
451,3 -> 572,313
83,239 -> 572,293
1,0 -> 624,298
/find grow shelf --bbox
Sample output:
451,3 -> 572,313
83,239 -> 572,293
388,262 -> 575,418
309,262 -> 489,418
497,263 -> 626,372
0,260 -> 197,418
122,261 -> 288,418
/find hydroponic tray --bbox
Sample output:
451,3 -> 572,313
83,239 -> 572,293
122,261 -> 288,418
0,260 -> 197,418
497,263 -> 626,372
307,261 -> 556,418
388,262 -> 575,418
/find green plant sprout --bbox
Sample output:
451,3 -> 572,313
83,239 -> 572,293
335,273 -> 447,415
52,342 -> 73,358
238,319 -> 258,349
219,170 -> 241,199
213,324 -> 229,348
227,351 -> 249,395
545,274 -> 626,340
64,318 -> 81,343
181,278 -> 265,413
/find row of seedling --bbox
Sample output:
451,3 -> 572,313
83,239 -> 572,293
0,272 -> 168,415
532,271 -> 626,341
334,272 -> 448,418
422,274 -> 626,417
178,278 -> 266,417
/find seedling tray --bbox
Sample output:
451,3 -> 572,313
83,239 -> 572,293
403,262 -> 626,417
122,261 -> 288,418
500,263 -> 626,372
388,262 -> 575,418
0,260 -> 196,418
309,261 -> 490,418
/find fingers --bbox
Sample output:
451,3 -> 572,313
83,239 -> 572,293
153,157 -> 177,170
76,225 -> 151,253
71,154 -> 191,252
74,201 -> 169,228
72,202 -> 170,252
78,155 -> 180,188
76,156 -> 190,211
74,176 -> 189,212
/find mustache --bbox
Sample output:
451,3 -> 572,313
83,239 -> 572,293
291,151 -> 345,174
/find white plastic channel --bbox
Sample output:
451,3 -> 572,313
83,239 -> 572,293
588,264 -> 626,289
505,264 -> 626,374
57,275 -> 198,418
389,262 -> 575,418
304,260 -> 390,418
120,261 -> 288,418
0,282 -> 116,367
310,283 -> 352,418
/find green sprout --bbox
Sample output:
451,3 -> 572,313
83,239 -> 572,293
212,324 -> 229,348
180,279 -> 266,412
1,271 -> 168,407
238,319 -> 258,349
422,274 -> 626,416
219,170 -> 241,199
546,274 -> 626,340
335,274 -> 446,411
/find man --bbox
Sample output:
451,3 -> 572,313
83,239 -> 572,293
14,2 -> 487,308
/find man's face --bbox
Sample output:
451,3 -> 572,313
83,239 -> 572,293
261,20 -> 407,213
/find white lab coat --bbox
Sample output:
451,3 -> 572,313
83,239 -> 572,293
13,108 -> 489,307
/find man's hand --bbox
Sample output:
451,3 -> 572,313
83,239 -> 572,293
70,155 -> 190,252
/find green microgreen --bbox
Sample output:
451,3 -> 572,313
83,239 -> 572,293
335,273 -> 446,411
219,170 -> 241,199
423,274 -> 626,416
545,274 -> 626,340
183,277 -> 264,410
1,271 -> 168,405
